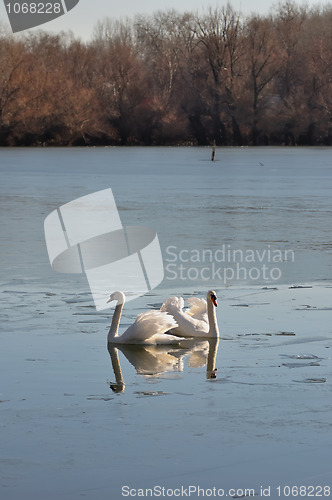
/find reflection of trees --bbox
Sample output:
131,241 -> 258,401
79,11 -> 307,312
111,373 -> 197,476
107,338 -> 220,393
1,1 -> 331,146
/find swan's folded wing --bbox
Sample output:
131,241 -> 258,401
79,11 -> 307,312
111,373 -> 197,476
160,296 -> 209,336
160,296 -> 185,314
121,310 -> 178,342
186,297 -> 208,323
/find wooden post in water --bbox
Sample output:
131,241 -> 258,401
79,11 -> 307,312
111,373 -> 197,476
211,140 -> 216,161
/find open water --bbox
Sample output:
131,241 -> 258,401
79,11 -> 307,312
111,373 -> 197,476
0,147 -> 331,499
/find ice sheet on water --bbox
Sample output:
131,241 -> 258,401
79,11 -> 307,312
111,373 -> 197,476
282,362 -> 320,368
281,354 -> 321,359
86,395 -> 114,401
280,353 -> 325,368
64,297 -> 91,304
134,390 -> 170,397
294,378 -> 327,383
1,148 -> 332,498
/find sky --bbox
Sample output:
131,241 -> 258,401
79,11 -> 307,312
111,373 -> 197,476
0,0 -> 327,40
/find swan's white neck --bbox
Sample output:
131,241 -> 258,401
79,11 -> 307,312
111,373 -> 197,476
207,300 -> 219,337
107,303 -> 123,341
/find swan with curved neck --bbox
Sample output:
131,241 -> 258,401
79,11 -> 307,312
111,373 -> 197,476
161,290 -> 220,338
107,291 -> 182,345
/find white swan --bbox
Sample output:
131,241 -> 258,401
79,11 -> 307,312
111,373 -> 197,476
161,290 -> 220,338
107,291 -> 183,345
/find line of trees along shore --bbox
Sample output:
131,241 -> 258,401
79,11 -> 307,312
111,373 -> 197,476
0,1 -> 331,147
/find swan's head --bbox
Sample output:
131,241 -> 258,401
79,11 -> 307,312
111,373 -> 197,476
107,291 -> 125,305
207,290 -> 218,307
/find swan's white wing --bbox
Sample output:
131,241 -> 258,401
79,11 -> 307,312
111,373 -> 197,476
120,310 -> 178,343
161,296 -> 209,337
185,297 -> 208,323
160,296 -> 185,314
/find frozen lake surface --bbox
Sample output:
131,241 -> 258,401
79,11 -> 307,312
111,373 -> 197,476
0,147 -> 331,499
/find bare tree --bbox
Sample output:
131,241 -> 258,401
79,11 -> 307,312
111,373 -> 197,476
0,2 -> 331,146
272,0 -> 308,143
298,5 -> 332,143
92,18 -> 151,144
193,3 -> 244,144
242,16 -> 280,144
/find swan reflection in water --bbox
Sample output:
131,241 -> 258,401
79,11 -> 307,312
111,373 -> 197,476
107,338 -> 219,393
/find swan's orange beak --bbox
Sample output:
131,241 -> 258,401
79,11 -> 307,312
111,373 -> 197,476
107,296 -> 113,303
212,295 -> 218,307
